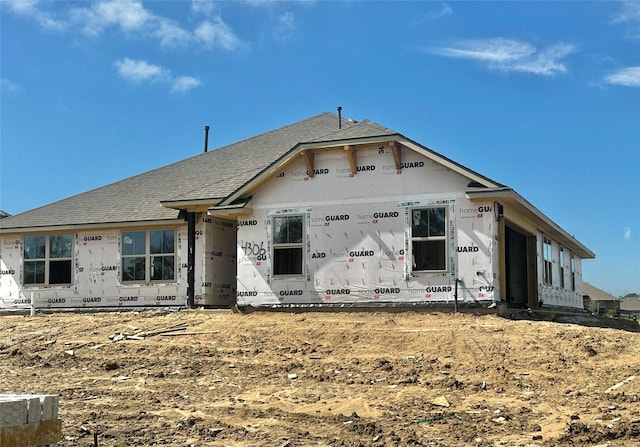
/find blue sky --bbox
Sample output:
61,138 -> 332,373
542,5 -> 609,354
1,0 -> 639,296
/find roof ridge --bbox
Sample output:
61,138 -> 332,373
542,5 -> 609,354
207,112 -> 341,154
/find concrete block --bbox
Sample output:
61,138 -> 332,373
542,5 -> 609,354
27,396 -> 42,423
40,395 -> 59,420
51,395 -> 59,420
0,399 -> 27,428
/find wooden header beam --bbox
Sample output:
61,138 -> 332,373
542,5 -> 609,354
345,145 -> 356,174
300,150 -> 314,177
389,141 -> 402,170
298,141 -> 400,179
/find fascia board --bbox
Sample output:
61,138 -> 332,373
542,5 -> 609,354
0,219 -> 185,235
160,197 -> 222,212
299,135 -> 402,150
208,198 -> 253,217
466,188 -> 595,259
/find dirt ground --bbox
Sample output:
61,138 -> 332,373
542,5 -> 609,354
1,309 -> 639,447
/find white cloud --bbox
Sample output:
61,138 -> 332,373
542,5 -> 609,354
613,0 -> 640,24
154,17 -> 192,47
435,38 -> 534,63
612,0 -> 640,40
195,18 -> 240,50
114,58 -> 201,93
273,11 -> 296,40
90,0 -> 151,33
172,76 -> 202,93
511,43 -> 576,76
72,0 -> 189,47
427,38 -> 576,76
6,0 -> 240,51
3,0 -> 66,31
115,58 -> 168,82
604,67 -> 640,87
1,78 -> 22,94
428,3 -> 452,20
624,227 -> 631,241
191,0 -> 218,16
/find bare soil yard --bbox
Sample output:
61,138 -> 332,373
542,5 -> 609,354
1,310 -> 639,446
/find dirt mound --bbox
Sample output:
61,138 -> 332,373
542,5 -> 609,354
1,310 -> 639,446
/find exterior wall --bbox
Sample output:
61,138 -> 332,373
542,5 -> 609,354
457,202 -> 498,303
236,143 -> 498,308
0,142 -> 587,312
194,214 -> 237,307
537,234 -> 584,309
0,237 -> 23,308
0,225 -> 189,310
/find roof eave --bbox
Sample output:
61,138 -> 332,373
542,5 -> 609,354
160,197 -> 223,212
208,197 -> 253,218
466,188 -> 595,259
0,218 -> 186,235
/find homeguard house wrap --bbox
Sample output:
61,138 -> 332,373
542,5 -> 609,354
0,112 -> 594,311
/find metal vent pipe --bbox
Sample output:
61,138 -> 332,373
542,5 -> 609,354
204,125 -> 210,153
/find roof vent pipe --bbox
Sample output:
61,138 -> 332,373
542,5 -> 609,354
337,106 -> 342,129
203,125 -> 210,153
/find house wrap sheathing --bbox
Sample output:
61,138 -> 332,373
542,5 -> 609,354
0,112 -> 594,311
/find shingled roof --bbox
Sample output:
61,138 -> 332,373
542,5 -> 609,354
0,112 -> 366,231
0,111 -> 597,260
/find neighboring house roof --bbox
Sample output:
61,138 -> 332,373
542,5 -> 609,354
0,210 -> 10,219
0,111 -> 595,260
583,282 -> 618,301
620,297 -> 640,312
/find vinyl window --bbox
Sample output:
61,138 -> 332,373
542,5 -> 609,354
570,254 -> 576,291
411,207 -> 447,272
23,234 -> 73,286
559,247 -> 565,289
543,237 -> 553,286
122,229 -> 175,283
272,215 -> 304,276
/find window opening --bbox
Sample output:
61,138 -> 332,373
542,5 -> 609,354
559,246 -> 565,289
411,207 -> 447,272
543,237 -> 553,286
272,215 -> 304,276
570,253 -> 576,291
23,234 -> 72,286
122,229 -> 175,283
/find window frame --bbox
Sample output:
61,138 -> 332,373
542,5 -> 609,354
410,206 -> 448,274
271,214 -> 306,278
543,237 -> 553,286
121,228 -> 176,284
570,253 -> 576,292
23,234 -> 73,287
559,246 -> 565,289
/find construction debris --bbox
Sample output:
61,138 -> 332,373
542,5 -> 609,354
108,324 -> 188,342
605,375 -> 636,393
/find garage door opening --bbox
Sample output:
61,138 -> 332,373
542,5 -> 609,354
505,224 -> 538,309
